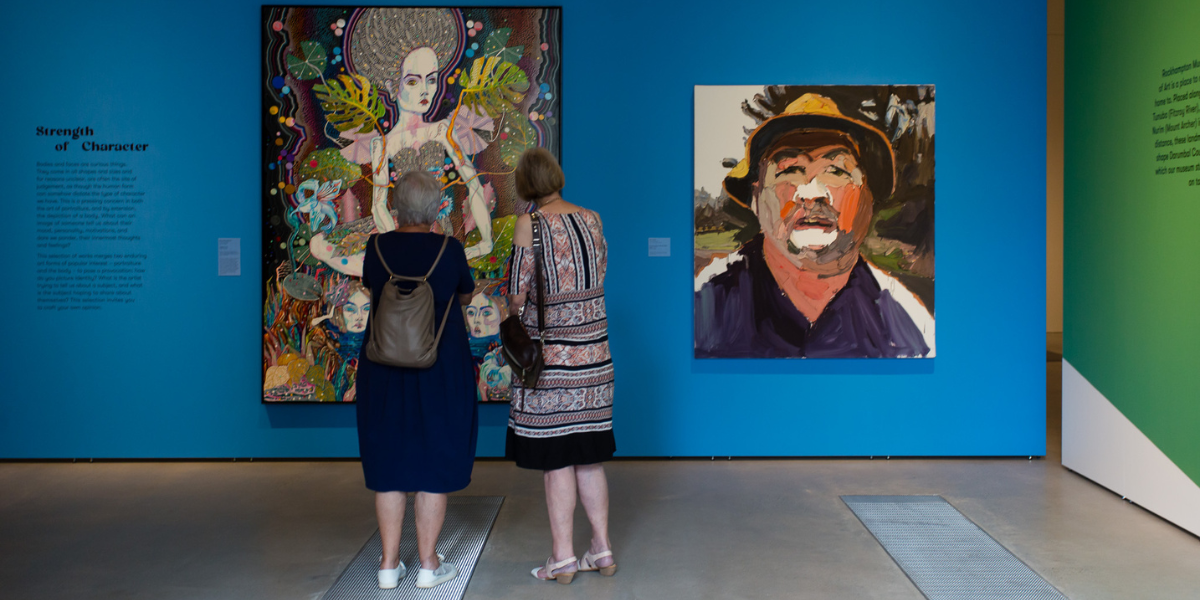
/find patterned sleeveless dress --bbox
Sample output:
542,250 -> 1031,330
506,209 -> 616,470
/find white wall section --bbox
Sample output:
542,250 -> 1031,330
1063,360 -> 1200,536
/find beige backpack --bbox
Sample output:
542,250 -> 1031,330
364,234 -> 453,369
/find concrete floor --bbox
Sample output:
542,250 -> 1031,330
3,347 -> 1200,599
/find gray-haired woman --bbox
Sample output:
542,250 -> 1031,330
356,170 -> 478,590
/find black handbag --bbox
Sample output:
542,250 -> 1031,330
500,213 -> 546,387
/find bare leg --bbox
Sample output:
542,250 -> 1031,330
575,463 -> 614,567
536,466 -> 579,577
414,492 -> 448,570
376,492 -> 406,569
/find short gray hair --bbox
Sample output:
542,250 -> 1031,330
390,171 -> 442,227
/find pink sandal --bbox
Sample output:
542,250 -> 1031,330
578,549 -> 617,576
531,556 -> 578,584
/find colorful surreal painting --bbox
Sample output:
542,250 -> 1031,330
694,85 -> 935,359
262,7 -> 561,402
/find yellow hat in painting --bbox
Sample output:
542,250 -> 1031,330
723,93 -> 896,208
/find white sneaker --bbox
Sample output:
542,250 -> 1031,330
377,559 -> 406,589
416,554 -> 457,589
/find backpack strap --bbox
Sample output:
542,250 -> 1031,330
429,290 -> 456,349
426,234 -> 455,347
373,234 -> 451,282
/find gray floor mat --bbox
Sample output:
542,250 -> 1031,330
322,496 -> 503,600
843,495 -> 1066,600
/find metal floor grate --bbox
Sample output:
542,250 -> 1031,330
322,496 -> 503,600
842,496 -> 1066,600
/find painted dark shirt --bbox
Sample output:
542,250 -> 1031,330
695,235 -> 933,358
326,320 -> 365,364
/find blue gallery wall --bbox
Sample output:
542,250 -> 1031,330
0,0 -> 1047,458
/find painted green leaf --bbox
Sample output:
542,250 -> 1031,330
498,108 -> 537,169
287,221 -> 323,268
296,148 -> 362,188
313,74 -> 384,134
498,46 -> 524,65
467,215 -> 518,274
286,40 -> 327,81
481,28 -> 512,55
460,57 -> 530,119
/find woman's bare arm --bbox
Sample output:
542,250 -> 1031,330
507,293 -> 526,317
507,213 -> 533,316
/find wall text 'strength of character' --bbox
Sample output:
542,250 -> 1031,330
37,126 -> 94,139
36,127 -> 150,152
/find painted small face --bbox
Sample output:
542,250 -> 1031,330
341,290 -> 371,333
753,141 -> 871,273
465,294 -> 502,338
397,47 -> 439,114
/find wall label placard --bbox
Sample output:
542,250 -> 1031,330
218,238 -> 241,276
648,237 -> 671,257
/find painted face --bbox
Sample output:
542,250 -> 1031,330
397,47 -> 439,114
753,141 -> 872,273
341,290 -> 371,333
465,294 -> 502,338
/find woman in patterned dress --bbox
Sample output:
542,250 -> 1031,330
506,148 -> 617,584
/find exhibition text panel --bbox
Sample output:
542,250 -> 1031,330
34,126 -> 150,311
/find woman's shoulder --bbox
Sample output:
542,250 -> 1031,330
444,234 -> 467,257
364,232 -> 381,253
575,207 -> 603,228
374,231 -> 455,252
428,233 -> 466,262
552,202 -> 601,221
377,230 -> 445,239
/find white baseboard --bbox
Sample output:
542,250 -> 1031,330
1063,359 -> 1200,536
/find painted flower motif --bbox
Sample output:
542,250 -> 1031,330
452,105 -> 494,155
295,179 -> 342,233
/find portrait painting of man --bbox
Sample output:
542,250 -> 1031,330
694,86 -> 935,359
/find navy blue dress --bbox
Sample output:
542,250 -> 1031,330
357,232 -> 478,493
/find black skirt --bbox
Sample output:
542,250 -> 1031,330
505,428 -> 616,471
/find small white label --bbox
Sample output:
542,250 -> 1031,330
648,237 -> 670,257
218,238 -> 241,276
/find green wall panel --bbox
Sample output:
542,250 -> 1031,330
1066,0 -> 1200,485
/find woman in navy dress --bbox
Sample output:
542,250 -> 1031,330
357,170 -> 477,590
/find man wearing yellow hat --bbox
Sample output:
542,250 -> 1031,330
694,92 -> 934,358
